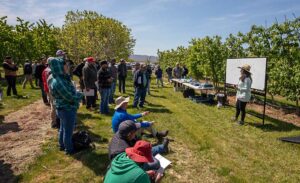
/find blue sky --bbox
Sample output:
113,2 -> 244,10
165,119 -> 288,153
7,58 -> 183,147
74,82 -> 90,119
1,0 -> 300,56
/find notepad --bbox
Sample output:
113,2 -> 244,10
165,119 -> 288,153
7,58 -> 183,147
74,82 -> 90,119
155,154 -> 171,174
83,89 -> 94,96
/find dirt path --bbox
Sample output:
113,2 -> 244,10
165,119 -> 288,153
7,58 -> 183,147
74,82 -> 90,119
0,100 -> 55,183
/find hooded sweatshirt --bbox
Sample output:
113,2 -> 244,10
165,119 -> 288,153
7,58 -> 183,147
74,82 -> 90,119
49,58 -> 83,110
104,152 -> 150,183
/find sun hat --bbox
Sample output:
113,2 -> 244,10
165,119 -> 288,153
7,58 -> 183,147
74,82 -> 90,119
114,96 -> 130,110
56,50 -> 66,56
238,64 -> 251,74
86,57 -> 95,63
125,140 -> 154,163
118,120 -> 141,138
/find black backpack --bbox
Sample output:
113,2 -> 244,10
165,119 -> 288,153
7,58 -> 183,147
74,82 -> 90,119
183,89 -> 195,98
72,131 -> 94,151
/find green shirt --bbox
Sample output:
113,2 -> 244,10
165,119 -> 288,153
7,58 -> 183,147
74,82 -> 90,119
104,152 -> 150,183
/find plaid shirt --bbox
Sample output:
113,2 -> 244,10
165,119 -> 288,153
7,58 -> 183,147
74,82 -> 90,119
49,58 -> 83,110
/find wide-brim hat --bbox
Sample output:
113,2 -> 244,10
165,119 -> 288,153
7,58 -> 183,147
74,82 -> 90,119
238,64 -> 251,74
115,96 -> 130,110
125,140 -> 154,163
56,50 -> 66,57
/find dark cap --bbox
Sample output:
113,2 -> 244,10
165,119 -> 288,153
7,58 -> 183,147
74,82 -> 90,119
100,60 -> 108,66
5,56 -> 11,59
118,120 -> 140,138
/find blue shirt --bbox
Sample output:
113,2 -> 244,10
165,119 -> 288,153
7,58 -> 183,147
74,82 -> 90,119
112,109 -> 151,133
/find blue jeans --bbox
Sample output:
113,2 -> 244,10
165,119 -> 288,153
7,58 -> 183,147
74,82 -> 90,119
100,88 -> 111,114
109,81 -> 116,103
152,144 -> 165,156
133,87 -> 147,107
57,108 -> 77,154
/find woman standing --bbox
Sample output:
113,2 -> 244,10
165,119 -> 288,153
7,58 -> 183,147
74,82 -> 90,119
233,64 -> 252,125
49,57 -> 83,154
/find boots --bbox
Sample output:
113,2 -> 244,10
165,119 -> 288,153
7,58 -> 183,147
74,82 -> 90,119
156,130 -> 169,138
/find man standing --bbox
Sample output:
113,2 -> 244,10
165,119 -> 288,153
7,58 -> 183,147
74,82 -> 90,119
35,57 -> 48,104
109,59 -> 118,104
146,64 -> 152,95
98,60 -> 113,114
22,60 -> 34,89
117,59 -> 127,93
82,57 -> 98,110
133,64 -> 148,108
155,65 -> 163,88
182,65 -> 189,78
73,58 -> 86,105
165,66 -> 173,83
2,56 -> 18,96
173,62 -> 182,79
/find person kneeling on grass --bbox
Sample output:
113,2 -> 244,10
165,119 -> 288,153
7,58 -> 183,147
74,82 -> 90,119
112,96 -> 168,139
49,58 -> 83,155
108,120 -> 169,167
104,140 -> 164,183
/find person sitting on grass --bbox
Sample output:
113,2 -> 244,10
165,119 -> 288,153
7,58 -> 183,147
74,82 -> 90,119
49,57 -> 83,155
104,140 -> 164,183
112,96 -> 168,139
109,120 -> 169,161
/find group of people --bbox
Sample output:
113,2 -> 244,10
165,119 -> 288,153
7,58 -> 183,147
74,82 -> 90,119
1,50 -> 170,182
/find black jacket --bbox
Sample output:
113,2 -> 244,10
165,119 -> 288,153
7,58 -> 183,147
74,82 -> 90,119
35,64 -> 46,80
108,132 -> 136,160
117,63 -> 127,78
97,68 -> 112,88
134,70 -> 148,88
73,62 -> 85,78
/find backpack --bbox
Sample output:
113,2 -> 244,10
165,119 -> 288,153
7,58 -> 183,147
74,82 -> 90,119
72,131 -> 94,151
183,89 -> 195,98
24,63 -> 32,74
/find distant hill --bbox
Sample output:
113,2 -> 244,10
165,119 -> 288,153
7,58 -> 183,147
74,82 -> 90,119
129,55 -> 158,63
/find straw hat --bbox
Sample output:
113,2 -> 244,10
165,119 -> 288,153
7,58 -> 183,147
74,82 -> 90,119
238,64 -> 251,74
114,96 -> 130,110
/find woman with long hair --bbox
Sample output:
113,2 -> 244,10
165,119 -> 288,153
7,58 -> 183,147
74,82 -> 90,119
232,64 -> 252,125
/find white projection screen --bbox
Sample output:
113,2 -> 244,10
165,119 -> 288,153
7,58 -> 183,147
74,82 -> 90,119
226,58 -> 267,91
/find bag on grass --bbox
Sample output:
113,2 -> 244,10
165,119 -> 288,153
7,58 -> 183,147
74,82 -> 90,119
72,130 -> 93,151
183,89 -> 195,98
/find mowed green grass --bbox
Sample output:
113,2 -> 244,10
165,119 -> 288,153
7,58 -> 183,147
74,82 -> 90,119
0,81 -> 41,118
18,78 -> 300,183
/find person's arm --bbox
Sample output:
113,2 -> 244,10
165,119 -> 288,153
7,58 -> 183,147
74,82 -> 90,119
135,172 -> 151,183
238,78 -> 251,92
125,112 -> 143,120
3,63 -> 18,71
82,67 -> 89,89
54,80 -> 79,103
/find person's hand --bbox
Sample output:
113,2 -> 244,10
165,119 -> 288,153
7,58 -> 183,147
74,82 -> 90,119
86,88 -> 90,92
142,111 -> 150,116
146,170 -> 156,179
155,173 -> 164,183
108,78 -> 113,83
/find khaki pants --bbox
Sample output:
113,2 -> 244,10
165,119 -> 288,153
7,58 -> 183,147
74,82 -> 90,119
136,126 -> 157,138
22,74 -> 34,89
48,92 -> 57,127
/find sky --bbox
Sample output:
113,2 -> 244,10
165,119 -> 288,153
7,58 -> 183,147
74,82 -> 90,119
1,0 -> 300,56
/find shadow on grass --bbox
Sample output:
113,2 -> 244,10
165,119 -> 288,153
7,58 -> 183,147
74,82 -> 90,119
247,110 -> 300,132
0,159 -> 18,183
0,121 -> 21,135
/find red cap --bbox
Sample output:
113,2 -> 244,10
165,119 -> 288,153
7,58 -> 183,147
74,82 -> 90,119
86,57 -> 95,63
125,140 -> 154,163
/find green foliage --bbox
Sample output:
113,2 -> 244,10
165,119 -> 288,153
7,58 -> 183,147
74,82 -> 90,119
60,10 -> 135,62
158,16 -> 300,112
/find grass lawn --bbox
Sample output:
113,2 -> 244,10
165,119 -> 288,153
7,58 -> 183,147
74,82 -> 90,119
17,78 -> 300,183
0,82 -> 41,120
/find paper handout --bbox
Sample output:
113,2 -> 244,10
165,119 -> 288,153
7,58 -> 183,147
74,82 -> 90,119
155,154 -> 171,174
83,89 -> 94,96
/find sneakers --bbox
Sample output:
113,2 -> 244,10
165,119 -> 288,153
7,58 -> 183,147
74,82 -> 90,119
238,121 -> 245,125
156,130 -> 169,138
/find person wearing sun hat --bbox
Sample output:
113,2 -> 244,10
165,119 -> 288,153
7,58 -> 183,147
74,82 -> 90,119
232,64 -> 252,125
112,96 -> 169,138
104,140 -> 163,183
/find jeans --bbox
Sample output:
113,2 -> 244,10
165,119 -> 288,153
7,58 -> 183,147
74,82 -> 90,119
57,108 -> 77,154
156,78 -> 163,87
167,74 -> 172,82
143,157 -> 161,171
86,88 -> 97,108
109,81 -> 116,103
39,80 -> 48,103
118,76 -> 126,93
235,99 -> 247,122
100,88 -> 111,114
133,87 -> 147,107
5,76 -> 17,96
152,144 -> 165,156
147,78 -> 151,94
22,74 -> 34,89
